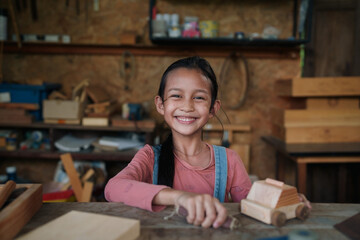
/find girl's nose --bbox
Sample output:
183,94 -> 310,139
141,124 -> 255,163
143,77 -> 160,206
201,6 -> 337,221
180,99 -> 194,112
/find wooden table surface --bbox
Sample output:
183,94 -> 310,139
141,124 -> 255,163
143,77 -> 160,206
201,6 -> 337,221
17,202 -> 359,240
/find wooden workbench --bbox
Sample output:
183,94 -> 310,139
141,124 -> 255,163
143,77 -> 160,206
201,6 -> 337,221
262,136 -> 360,199
17,202 -> 359,240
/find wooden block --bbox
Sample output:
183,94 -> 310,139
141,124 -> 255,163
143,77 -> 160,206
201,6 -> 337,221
285,126 -> 360,143
120,32 -> 138,45
111,117 -> 156,131
0,184 -> 42,240
17,210 -> 140,240
44,118 -> 81,125
82,117 -> 109,126
230,144 -> 250,172
284,109 -> 360,127
306,98 -> 359,109
0,114 -> 33,124
60,153 -> 83,202
276,77 -> 360,97
86,86 -> 110,103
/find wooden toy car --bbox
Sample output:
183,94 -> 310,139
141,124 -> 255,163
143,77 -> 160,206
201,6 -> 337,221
241,178 -> 310,227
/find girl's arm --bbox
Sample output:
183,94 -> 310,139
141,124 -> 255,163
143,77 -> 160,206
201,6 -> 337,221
104,145 -> 169,211
153,188 -> 228,229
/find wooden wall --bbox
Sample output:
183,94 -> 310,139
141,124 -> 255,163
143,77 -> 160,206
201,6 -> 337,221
1,1 -> 300,182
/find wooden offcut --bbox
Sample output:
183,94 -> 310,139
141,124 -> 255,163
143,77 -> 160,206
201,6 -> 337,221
86,86 -> 110,103
0,184 -> 42,240
17,210 -> 140,240
276,77 -> 360,97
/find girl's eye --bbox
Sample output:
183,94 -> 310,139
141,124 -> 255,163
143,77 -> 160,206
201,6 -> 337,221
170,94 -> 181,98
194,96 -> 205,100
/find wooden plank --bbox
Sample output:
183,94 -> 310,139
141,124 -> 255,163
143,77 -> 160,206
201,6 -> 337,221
297,156 -> 360,164
0,184 -> 42,240
0,103 -> 39,110
17,210 -> 140,240
60,153 -> 83,201
81,181 -> 94,202
276,77 -> 360,97
306,98 -> 359,109
284,109 -> 360,127
285,126 -> 360,143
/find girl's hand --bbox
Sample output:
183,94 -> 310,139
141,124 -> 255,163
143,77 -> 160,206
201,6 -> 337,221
298,193 -> 312,210
175,192 -> 227,228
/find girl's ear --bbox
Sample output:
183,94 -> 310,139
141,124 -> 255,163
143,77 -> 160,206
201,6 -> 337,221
155,96 -> 165,115
209,100 -> 221,118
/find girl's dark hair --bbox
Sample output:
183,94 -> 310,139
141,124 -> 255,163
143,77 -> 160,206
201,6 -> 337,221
157,56 -> 218,187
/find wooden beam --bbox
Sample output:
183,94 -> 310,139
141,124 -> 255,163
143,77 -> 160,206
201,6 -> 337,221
276,77 -> 360,97
306,98 -> 359,109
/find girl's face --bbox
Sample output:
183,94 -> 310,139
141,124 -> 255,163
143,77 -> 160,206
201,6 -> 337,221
155,68 -> 220,138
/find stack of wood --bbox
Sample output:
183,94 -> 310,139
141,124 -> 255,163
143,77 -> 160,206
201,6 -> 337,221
82,86 -> 116,127
0,103 -> 37,124
275,76 -> 360,144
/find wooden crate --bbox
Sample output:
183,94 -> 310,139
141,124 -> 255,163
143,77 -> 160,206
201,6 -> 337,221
0,184 -> 42,240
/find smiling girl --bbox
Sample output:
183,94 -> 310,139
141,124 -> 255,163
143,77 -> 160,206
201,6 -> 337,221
105,56 -> 252,228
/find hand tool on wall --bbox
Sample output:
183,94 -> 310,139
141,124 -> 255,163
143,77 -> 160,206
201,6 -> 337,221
30,0 -> 37,21
8,0 -> 21,48
119,51 -> 136,91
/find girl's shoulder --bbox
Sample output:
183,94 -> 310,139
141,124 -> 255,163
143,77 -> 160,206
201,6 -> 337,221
131,144 -> 155,164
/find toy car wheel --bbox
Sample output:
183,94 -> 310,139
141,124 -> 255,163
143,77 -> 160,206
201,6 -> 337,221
296,204 -> 310,220
271,211 -> 286,227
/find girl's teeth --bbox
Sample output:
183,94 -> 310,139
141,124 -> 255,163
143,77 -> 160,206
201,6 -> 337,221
177,117 -> 194,122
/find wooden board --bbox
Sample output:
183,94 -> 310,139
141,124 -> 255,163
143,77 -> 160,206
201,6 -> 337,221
17,210 -> 140,240
285,126 -> 360,143
0,184 -> 42,240
276,77 -> 360,97
0,103 -> 39,110
60,153 -> 83,202
284,109 -> 360,127
86,86 -> 110,103
306,98 -> 359,110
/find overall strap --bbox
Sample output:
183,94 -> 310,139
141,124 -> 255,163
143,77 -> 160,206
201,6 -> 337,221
212,145 -> 228,203
152,145 -> 161,185
152,144 -> 228,203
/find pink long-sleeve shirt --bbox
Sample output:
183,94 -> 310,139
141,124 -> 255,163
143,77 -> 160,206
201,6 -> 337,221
104,144 -> 251,212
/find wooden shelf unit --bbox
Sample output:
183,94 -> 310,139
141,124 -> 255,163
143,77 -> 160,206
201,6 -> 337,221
3,42 -> 299,59
0,122 -> 155,162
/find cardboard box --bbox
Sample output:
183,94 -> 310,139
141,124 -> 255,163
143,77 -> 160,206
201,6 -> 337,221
43,100 -> 84,120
